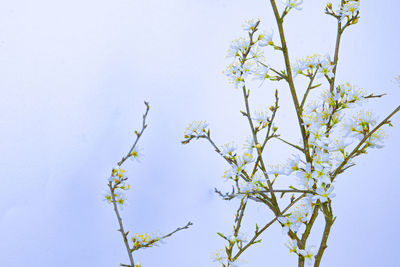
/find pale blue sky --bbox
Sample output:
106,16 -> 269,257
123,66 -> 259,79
0,0 -> 399,266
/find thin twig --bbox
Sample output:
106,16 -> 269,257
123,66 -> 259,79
160,221 -> 193,240
118,101 -> 150,167
300,66 -> 320,111
275,137 -> 304,152
232,193 -> 307,261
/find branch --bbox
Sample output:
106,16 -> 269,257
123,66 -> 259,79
160,221 -> 193,240
269,0 -> 312,163
225,197 -> 248,261
297,206 -> 319,267
251,89 -> 280,177
332,105 -> 400,180
231,193 -> 307,261
257,60 -> 286,80
314,203 -> 334,267
109,184 -> 135,266
329,0 -> 345,93
237,22 -> 278,205
275,137 -> 304,152
109,102 -> 151,267
118,101 -> 150,167
300,66 -> 320,111
205,135 -> 251,182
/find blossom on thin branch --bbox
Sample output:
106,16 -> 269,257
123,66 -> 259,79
105,102 -> 192,267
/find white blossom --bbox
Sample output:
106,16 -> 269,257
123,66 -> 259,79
296,163 -> 315,189
220,142 -> 237,157
285,239 -> 299,254
130,147 -> 143,162
184,120 -> 209,139
227,38 -> 249,58
338,1 -> 360,22
252,110 -> 270,125
278,216 -> 299,233
253,64 -> 271,81
283,154 -> 302,175
283,0 -> 304,10
299,246 -> 317,265
312,186 -> 335,203
258,30 -> 274,47
242,18 -> 259,32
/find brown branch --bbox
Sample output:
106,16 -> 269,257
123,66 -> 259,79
297,206 -> 319,267
314,203 -> 334,267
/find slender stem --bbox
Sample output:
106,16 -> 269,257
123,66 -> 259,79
242,85 -> 278,205
314,203 -> 334,267
300,66 -> 320,111
109,185 -> 135,267
232,193 -> 306,261
130,221 -> 193,252
269,0 -> 312,163
224,189 -> 316,199
257,60 -> 286,80
160,221 -> 193,240
226,197 -> 248,261
329,0 -> 345,93
205,135 -> 251,182
251,89 -> 280,177
275,137 -> 304,152
118,101 -> 150,167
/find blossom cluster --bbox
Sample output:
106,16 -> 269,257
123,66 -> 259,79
265,82 -> 386,262
182,120 -> 209,144
183,0 -> 398,264
252,110 -> 273,130
326,0 -> 360,23
292,54 -> 335,79
224,19 -> 278,88
286,239 -> 317,265
275,83 -> 383,191
339,0 -> 360,22
131,233 -> 162,251
278,201 -> 312,234
130,148 -> 143,162
104,166 -> 130,206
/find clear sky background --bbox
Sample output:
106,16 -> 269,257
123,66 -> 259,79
0,0 -> 399,266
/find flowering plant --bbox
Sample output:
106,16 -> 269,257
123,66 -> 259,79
183,0 -> 399,266
105,102 -> 192,267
